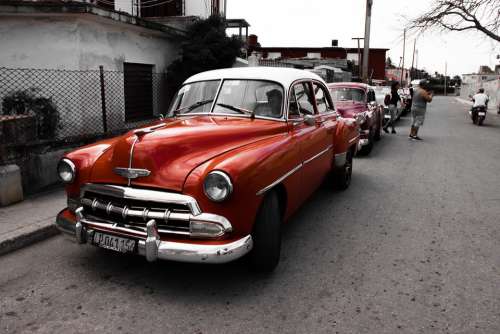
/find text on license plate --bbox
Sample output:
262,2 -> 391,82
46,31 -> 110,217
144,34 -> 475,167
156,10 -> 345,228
93,232 -> 136,253
478,112 -> 486,116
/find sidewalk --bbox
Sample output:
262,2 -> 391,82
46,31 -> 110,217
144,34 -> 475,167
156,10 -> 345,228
0,188 -> 65,255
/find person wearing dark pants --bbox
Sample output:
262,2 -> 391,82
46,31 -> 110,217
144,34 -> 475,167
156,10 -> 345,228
384,81 -> 400,134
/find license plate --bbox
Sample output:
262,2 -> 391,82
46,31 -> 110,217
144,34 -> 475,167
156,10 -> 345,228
478,112 -> 486,116
93,232 -> 136,253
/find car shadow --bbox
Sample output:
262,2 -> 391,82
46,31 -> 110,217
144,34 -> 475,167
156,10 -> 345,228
74,180 -> 367,299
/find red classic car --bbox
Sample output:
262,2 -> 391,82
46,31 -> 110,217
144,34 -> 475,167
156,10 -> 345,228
328,83 -> 383,155
55,68 -> 359,272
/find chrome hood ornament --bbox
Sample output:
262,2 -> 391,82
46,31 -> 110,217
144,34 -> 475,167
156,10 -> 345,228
114,167 -> 151,180
114,125 -> 164,185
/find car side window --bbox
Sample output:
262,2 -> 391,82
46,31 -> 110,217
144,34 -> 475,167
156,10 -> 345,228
289,82 -> 315,118
313,82 -> 333,113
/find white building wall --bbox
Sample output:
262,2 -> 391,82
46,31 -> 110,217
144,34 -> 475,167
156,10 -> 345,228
0,14 -> 180,137
0,15 -> 178,72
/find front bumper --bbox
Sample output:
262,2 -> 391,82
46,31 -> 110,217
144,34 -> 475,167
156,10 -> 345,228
357,129 -> 370,149
56,210 -> 253,264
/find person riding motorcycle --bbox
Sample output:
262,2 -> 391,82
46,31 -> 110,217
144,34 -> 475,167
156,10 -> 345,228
472,88 -> 489,108
470,88 -> 489,125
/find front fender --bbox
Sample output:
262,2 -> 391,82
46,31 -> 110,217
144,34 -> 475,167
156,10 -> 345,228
183,133 -> 296,237
63,137 -> 120,197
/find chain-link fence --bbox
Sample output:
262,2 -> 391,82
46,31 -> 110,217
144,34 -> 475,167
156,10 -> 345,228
0,66 -> 167,166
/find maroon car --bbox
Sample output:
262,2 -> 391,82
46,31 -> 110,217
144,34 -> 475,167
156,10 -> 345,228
328,83 -> 383,155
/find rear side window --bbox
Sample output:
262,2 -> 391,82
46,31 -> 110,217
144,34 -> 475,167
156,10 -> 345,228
312,82 -> 333,113
289,82 -> 315,118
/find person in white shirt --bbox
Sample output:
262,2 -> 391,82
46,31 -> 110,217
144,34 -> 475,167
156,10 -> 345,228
472,88 -> 489,108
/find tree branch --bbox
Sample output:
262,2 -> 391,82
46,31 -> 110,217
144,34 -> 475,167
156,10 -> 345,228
406,0 -> 500,42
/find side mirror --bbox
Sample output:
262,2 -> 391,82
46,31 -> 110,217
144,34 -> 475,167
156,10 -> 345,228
304,114 -> 316,126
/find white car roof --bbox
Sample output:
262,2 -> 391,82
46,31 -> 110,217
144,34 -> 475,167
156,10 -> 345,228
184,67 -> 326,89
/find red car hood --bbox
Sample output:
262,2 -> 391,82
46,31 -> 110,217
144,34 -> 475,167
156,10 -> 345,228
335,101 -> 366,118
89,116 -> 285,191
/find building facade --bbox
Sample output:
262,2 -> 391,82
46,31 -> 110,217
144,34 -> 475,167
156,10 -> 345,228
247,37 -> 388,81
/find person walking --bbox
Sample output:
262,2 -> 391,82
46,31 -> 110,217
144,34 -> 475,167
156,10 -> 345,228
383,81 -> 400,134
409,80 -> 433,141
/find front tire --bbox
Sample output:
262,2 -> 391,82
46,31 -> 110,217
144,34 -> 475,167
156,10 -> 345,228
249,191 -> 281,272
334,150 -> 353,190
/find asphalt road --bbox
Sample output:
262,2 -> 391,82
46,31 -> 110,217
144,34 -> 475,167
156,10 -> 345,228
1,97 -> 500,334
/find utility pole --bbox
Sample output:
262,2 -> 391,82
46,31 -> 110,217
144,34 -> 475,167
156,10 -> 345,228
362,0 -> 373,83
410,39 -> 416,83
444,61 -> 447,96
352,37 -> 364,79
400,28 -> 406,86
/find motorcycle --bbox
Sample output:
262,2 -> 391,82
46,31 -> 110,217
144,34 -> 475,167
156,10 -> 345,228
469,105 -> 487,125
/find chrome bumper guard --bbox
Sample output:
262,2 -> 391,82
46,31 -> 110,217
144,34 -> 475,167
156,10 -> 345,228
358,138 -> 369,149
56,209 -> 253,264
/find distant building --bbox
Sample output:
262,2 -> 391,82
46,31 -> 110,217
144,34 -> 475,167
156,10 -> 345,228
247,35 -> 388,81
461,66 -> 500,110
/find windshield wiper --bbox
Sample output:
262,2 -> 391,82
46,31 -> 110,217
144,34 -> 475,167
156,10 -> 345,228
172,99 -> 214,116
216,103 -> 255,118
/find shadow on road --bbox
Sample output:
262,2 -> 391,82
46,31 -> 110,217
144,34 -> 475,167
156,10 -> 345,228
71,184 -> 361,299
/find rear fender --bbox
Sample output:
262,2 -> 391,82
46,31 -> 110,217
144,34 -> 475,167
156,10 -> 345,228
333,118 -> 359,166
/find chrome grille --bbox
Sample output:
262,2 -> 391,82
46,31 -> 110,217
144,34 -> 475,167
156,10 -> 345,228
80,184 -> 199,235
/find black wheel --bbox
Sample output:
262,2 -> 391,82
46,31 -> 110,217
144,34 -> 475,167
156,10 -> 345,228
472,114 -> 478,124
249,191 -> 281,272
478,117 -> 484,126
334,150 -> 353,190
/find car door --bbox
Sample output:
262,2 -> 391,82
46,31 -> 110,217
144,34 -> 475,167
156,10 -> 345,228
288,81 -> 332,201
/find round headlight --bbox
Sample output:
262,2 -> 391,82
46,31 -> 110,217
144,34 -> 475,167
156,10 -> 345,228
57,158 -> 76,183
203,171 -> 233,202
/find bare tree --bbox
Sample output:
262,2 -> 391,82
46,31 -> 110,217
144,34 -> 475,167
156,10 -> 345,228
407,0 -> 500,42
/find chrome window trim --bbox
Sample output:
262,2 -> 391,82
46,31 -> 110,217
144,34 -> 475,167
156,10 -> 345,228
81,183 -> 202,216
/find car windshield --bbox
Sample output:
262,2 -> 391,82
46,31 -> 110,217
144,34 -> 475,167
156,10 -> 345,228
329,87 -> 365,102
168,80 -> 220,116
169,79 -> 284,119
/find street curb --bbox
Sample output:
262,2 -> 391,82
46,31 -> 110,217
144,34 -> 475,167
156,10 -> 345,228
0,223 -> 60,256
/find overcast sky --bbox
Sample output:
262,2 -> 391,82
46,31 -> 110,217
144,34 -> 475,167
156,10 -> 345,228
226,0 -> 499,76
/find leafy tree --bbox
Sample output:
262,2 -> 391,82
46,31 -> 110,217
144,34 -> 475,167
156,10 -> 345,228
407,0 -> 500,42
166,15 -> 242,101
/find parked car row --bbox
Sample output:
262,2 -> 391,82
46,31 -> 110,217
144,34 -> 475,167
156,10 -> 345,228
328,83 -> 383,156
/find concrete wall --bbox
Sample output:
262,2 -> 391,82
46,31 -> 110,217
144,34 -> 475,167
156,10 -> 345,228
461,79 -> 500,111
0,14 -> 179,72
0,14 -> 179,137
